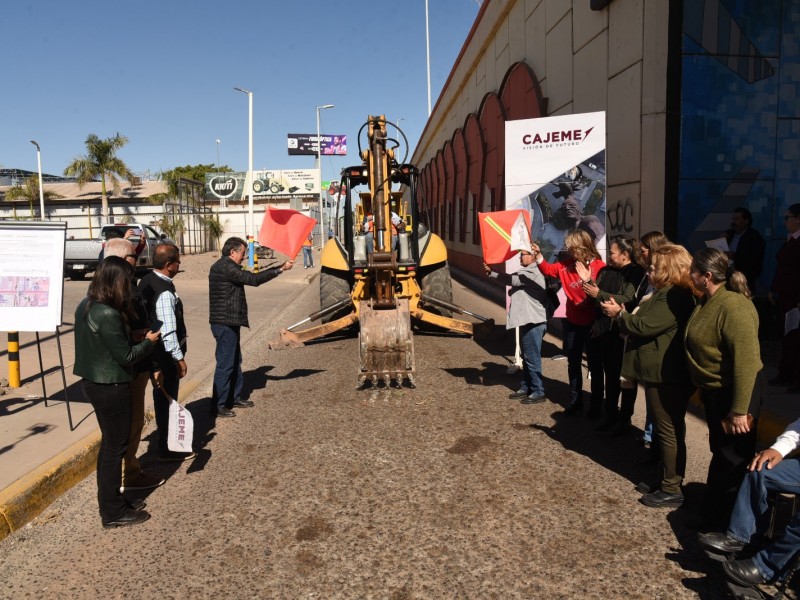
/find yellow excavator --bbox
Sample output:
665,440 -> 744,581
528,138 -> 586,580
275,115 -> 493,387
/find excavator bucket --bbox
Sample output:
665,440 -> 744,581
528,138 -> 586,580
358,298 -> 415,387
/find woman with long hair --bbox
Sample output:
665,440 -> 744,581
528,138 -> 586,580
601,244 -> 697,508
579,235 -> 646,429
74,256 -> 160,528
686,248 -> 762,531
532,229 -> 606,413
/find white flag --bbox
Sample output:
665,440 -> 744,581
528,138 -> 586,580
509,212 -> 532,253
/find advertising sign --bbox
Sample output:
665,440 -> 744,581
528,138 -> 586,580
206,170 -> 320,201
287,133 -> 347,156
505,112 -> 607,317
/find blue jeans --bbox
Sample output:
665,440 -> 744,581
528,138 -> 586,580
728,458 -> 800,581
302,246 -> 313,267
563,320 -> 591,404
211,324 -> 243,410
518,322 -> 546,397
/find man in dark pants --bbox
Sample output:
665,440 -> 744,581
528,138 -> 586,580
208,237 -> 293,418
138,243 -> 193,462
698,416 -> 800,589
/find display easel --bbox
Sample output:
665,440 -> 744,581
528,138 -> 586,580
0,221 -> 73,428
35,328 -> 74,430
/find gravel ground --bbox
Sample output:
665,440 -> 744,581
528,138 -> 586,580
0,267 -> 795,599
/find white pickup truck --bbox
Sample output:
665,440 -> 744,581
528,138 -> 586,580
64,223 -> 170,280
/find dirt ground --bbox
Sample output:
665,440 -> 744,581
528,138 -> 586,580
0,255 -> 794,599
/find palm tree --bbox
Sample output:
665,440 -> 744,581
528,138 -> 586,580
4,175 -> 63,219
63,133 -> 134,222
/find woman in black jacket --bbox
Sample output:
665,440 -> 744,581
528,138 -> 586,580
74,257 -> 160,528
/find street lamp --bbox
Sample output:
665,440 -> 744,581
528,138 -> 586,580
425,0 -> 432,116
234,87 -> 254,268
215,139 -> 221,169
316,104 -> 334,248
30,140 -> 45,219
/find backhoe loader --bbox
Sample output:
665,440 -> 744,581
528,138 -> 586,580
275,115 -> 492,387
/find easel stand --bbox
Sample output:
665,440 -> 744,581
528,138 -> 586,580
34,327 -> 73,430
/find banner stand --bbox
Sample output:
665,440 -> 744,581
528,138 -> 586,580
34,327 -> 74,430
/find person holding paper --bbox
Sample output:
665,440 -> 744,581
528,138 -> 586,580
724,207 -> 765,294
208,237 -> 293,418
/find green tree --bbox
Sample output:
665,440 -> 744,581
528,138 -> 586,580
63,133 -> 134,222
4,175 -> 63,219
203,212 -> 225,252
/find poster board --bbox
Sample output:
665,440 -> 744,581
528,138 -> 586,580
0,221 -> 66,332
505,112 -> 607,318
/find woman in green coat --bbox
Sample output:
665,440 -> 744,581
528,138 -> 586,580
601,244 -> 697,509
74,256 -> 160,528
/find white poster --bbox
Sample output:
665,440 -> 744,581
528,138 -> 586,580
505,111 -> 607,261
0,221 -> 66,332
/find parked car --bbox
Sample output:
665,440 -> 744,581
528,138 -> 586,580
64,223 -> 171,280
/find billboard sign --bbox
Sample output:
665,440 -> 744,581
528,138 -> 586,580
206,170 -> 321,202
287,133 -> 347,156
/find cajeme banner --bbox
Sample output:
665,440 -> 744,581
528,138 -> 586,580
505,111 -> 607,317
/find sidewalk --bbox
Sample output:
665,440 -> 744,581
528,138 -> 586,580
0,253 -> 319,540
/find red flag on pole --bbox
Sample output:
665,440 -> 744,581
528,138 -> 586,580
478,210 -> 532,264
258,208 -> 317,259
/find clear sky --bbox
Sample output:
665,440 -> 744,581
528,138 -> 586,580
2,0 -> 480,185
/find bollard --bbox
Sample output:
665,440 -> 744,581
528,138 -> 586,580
254,244 -> 259,273
8,332 -> 20,388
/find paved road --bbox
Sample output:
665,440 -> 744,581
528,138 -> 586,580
0,269 -> 754,599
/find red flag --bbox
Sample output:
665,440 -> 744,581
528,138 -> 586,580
259,208 -> 317,259
478,210 -> 532,264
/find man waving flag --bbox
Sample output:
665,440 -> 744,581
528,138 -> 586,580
259,207 -> 317,259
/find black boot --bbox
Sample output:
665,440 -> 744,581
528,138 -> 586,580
564,397 -> 584,415
611,416 -> 632,436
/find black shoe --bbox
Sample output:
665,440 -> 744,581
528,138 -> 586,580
120,472 -> 165,493
127,498 -> 146,511
233,397 -> 254,408
697,532 -> 745,555
216,407 -> 236,418
635,480 -> 659,494
521,394 -> 547,405
157,451 -> 196,463
564,401 -> 583,415
640,490 -> 684,508
723,558 -> 767,587
508,389 -> 529,399
587,403 -> 603,420
103,508 -> 151,529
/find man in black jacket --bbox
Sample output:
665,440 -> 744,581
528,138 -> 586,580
209,237 -> 293,418
725,207 -> 765,294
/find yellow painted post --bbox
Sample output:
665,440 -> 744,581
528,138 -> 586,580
8,332 -> 20,388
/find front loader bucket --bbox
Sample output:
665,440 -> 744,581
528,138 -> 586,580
359,298 -> 415,387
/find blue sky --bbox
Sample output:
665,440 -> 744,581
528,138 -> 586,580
2,0 -> 480,185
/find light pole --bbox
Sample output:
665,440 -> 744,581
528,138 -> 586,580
316,104 -> 334,248
215,138 -> 221,169
30,140 -> 45,219
234,87 -> 254,268
425,0 -> 432,116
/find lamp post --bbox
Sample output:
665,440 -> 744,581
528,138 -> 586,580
425,0 -> 432,116
233,87 -> 255,268
215,138 -> 221,169
316,104 -> 334,248
30,140 -> 45,219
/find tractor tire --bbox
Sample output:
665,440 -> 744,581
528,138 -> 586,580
420,264 -> 453,318
319,269 -> 352,323
270,183 -> 282,194
252,180 -> 264,193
